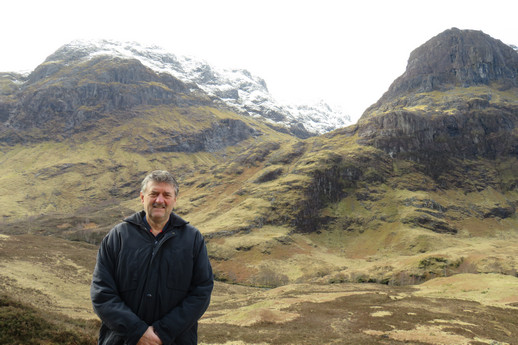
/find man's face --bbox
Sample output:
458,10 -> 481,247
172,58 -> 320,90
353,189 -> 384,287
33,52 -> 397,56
140,181 -> 177,225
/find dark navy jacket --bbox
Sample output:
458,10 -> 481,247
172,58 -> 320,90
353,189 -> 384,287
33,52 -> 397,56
91,211 -> 213,345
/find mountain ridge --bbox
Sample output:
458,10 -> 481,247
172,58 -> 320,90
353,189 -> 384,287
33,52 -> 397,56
365,28 -> 518,114
1,28 -> 517,290
40,39 -> 352,137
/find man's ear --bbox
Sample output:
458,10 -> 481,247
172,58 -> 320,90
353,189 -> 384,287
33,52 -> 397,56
140,192 -> 145,204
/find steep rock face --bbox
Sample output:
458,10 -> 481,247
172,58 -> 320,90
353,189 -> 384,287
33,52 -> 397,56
0,56 -> 211,140
0,54 -> 268,153
133,118 -> 261,153
375,28 -> 518,104
358,108 -> 518,160
293,150 -> 392,233
358,29 -> 518,165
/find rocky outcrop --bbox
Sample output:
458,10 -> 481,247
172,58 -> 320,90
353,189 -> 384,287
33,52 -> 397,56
357,107 -> 518,160
0,57 -> 211,140
294,151 -> 392,233
370,28 -> 518,107
357,29 -> 518,167
133,118 -> 260,153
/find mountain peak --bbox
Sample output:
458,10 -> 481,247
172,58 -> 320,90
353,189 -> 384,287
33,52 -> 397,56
44,39 -> 351,136
356,28 -> 518,162
374,28 -> 518,105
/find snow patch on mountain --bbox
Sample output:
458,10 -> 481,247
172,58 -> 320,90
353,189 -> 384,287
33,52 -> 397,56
53,39 -> 352,135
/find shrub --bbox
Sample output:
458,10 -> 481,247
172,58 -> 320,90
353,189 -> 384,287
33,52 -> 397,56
252,267 -> 289,288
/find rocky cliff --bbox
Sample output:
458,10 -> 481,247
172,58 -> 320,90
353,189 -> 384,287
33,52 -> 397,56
373,28 -> 518,103
357,28 -> 518,167
0,57 -> 201,139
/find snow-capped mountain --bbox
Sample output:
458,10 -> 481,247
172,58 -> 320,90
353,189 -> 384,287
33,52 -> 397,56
45,39 -> 351,136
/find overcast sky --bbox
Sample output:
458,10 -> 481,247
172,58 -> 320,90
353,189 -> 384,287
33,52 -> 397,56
1,0 -> 517,122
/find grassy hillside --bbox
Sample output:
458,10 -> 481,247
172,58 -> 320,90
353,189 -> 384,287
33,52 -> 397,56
363,84 -> 518,118
1,61 -> 518,345
2,107 -> 517,288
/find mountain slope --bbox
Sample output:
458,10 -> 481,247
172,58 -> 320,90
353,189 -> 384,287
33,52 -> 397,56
183,28 -> 518,285
0,29 -> 517,289
42,39 -> 352,137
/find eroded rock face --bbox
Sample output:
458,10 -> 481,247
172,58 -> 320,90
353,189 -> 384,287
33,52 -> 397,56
133,118 -> 261,153
357,28 -> 518,166
4,57 -> 198,132
357,108 -> 518,160
0,56 -> 222,145
374,28 -> 518,105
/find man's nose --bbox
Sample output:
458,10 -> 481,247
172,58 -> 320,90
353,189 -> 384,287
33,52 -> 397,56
155,194 -> 165,203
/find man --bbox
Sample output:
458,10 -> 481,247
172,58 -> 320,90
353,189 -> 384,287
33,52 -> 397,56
91,170 -> 213,345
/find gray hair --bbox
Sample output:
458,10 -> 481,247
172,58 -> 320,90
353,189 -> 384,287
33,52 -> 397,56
140,170 -> 179,196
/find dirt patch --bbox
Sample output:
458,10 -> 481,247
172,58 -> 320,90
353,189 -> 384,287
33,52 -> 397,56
200,281 -> 518,345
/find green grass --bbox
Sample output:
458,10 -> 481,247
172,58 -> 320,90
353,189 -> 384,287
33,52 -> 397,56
365,84 -> 518,117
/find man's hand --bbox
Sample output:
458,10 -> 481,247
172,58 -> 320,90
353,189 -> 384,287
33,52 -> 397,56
136,326 -> 163,345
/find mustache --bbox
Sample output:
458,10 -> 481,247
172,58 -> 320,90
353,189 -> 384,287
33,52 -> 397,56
152,203 -> 166,208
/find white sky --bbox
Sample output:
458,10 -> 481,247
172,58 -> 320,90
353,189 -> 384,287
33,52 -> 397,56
1,0 -> 517,122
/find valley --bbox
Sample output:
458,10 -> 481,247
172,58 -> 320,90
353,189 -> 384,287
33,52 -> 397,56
1,27 -> 518,344
1,233 -> 518,345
